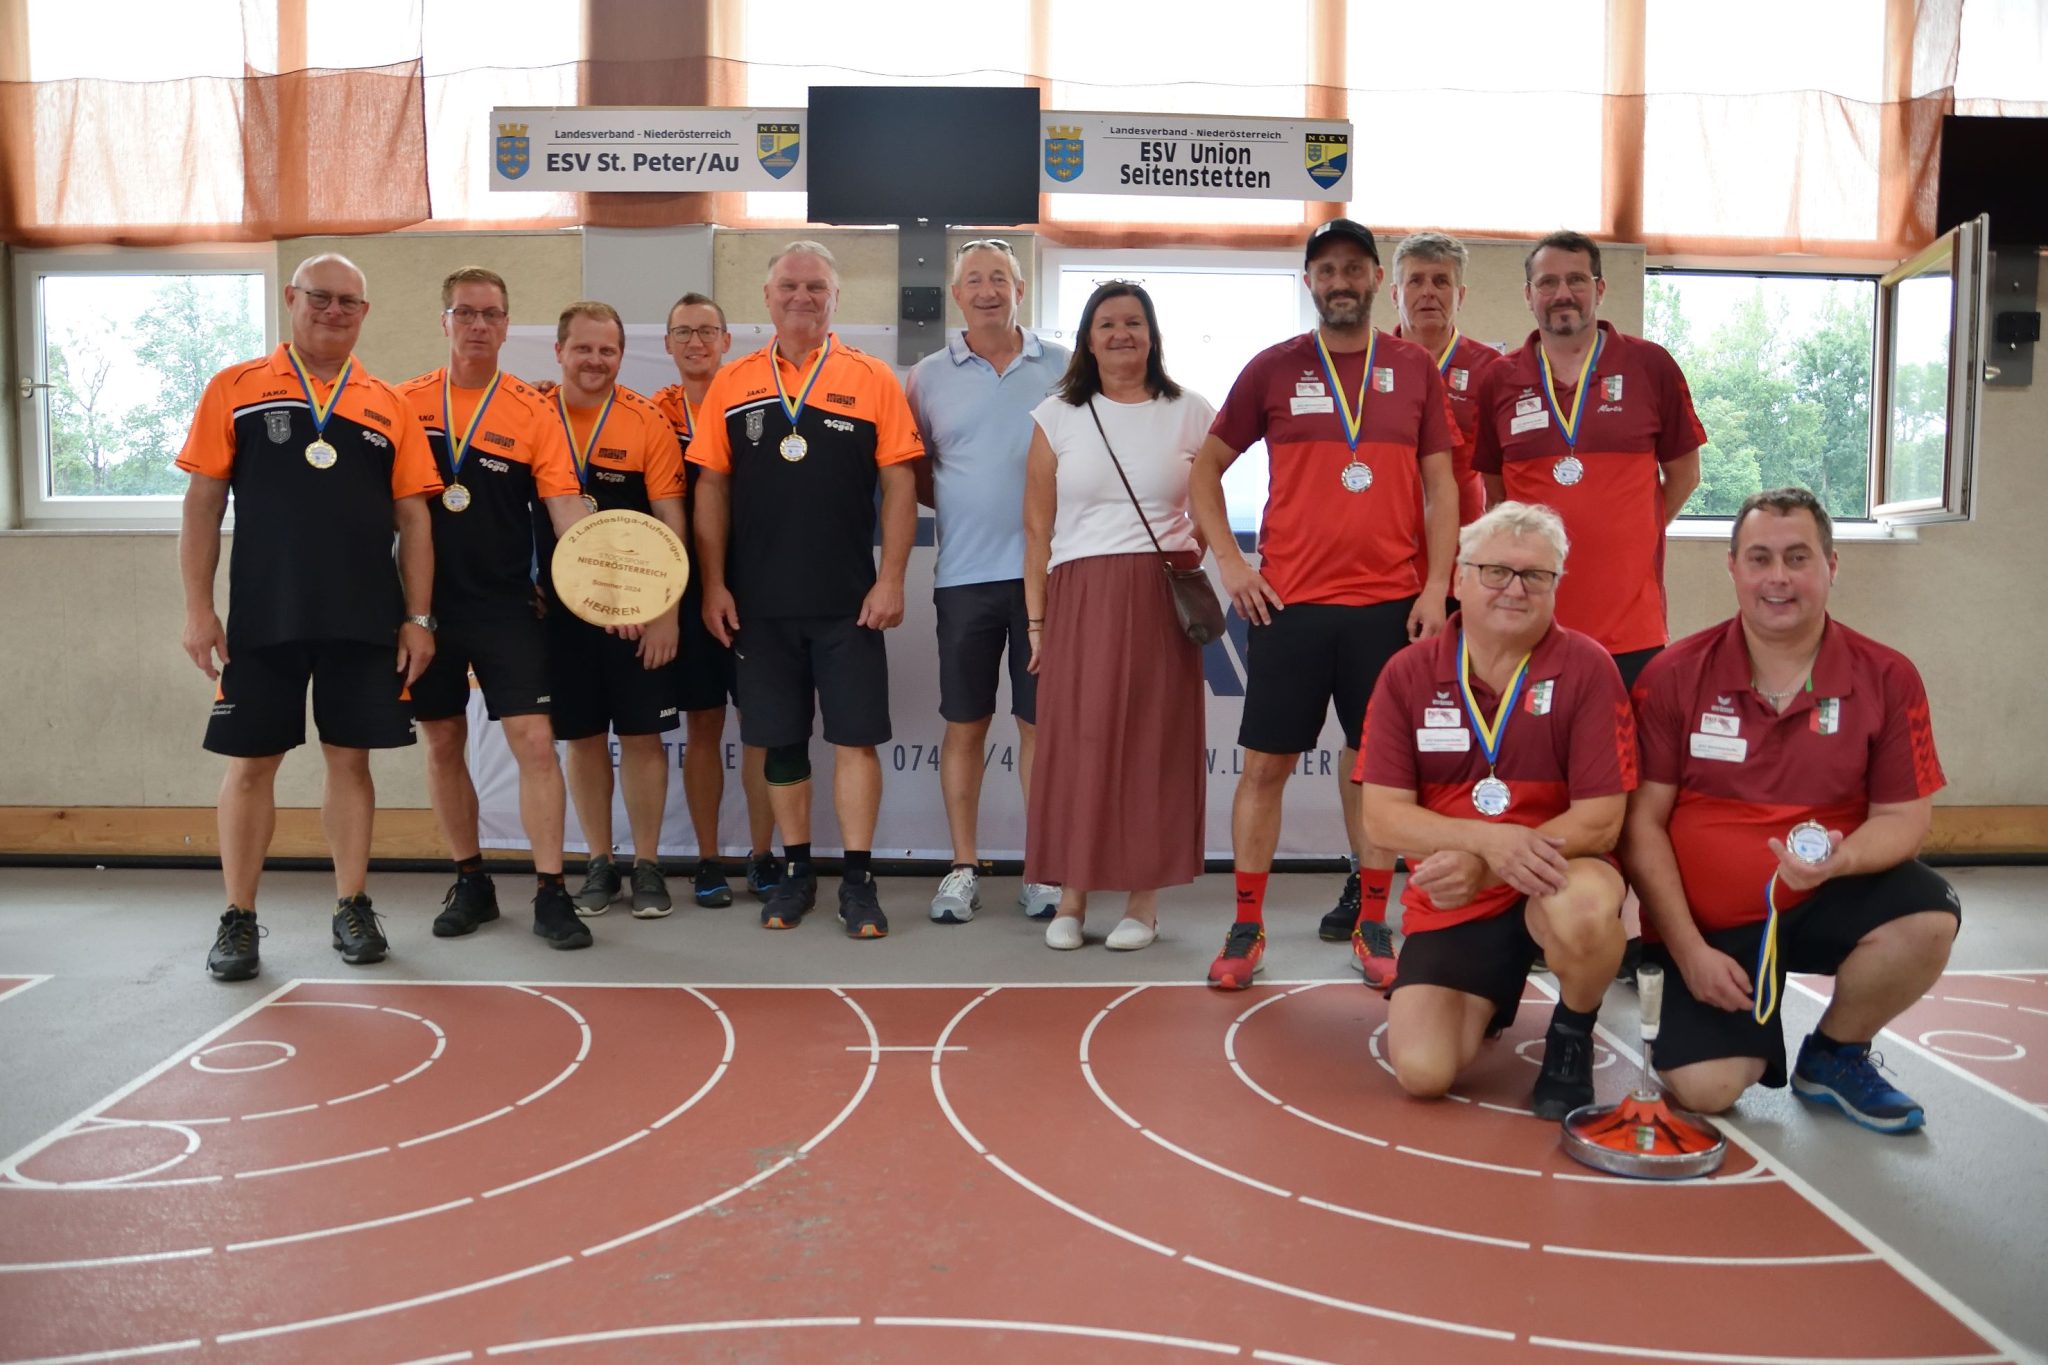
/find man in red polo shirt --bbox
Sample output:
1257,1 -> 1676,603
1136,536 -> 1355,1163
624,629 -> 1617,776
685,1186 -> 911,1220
1624,488 -> 1957,1133
1470,230 -> 1703,688
1391,230 -> 1499,533
1191,218 -> 1461,993
1357,501 -> 1633,1118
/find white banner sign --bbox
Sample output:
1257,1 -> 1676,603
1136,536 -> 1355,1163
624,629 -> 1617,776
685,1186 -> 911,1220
489,107 -> 806,192
489,106 -> 1352,204
1040,112 -> 1352,201
468,326 -> 1353,862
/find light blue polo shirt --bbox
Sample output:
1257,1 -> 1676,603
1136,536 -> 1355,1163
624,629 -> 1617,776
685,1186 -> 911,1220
907,327 -> 1072,589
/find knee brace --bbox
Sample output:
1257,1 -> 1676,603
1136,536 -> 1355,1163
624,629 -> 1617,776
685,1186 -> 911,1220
764,742 -> 812,786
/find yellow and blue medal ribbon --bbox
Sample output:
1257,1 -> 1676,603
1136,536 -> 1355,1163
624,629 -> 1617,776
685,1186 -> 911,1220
1457,629 -> 1532,780
1313,328 -> 1377,452
441,369 -> 501,488
1753,872 -> 1784,1025
1536,329 -> 1603,449
772,335 -> 833,439
286,344 -> 354,448
556,387 -> 616,501
1434,328 -> 1461,376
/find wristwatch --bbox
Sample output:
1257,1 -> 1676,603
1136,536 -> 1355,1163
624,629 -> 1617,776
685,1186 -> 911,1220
405,613 -> 437,632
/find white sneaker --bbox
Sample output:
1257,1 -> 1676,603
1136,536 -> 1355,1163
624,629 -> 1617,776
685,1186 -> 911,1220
1018,882 -> 1061,920
1105,917 -> 1157,951
1045,916 -> 1084,950
930,866 -> 981,924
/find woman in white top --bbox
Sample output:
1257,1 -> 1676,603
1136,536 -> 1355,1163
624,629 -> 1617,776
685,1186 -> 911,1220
1023,281 -> 1215,951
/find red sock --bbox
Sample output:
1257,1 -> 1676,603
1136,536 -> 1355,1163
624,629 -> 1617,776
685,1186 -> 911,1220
1356,872 -> 1393,926
1233,870 -> 1270,925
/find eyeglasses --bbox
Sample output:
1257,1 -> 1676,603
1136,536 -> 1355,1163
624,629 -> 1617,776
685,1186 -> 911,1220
956,238 -> 1013,255
1462,562 -> 1562,593
296,288 -> 367,314
445,306 -> 508,325
666,324 -> 726,342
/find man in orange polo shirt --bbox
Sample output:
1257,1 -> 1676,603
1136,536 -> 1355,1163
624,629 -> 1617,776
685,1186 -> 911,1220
1624,488 -> 1957,1133
1357,502 -> 1633,1119
396,267 -> 593,951
651,291 -> 779,910
689,241 -> 922,941
179,253 -> 440,981
542,302 -> 689,920
1191,218 -> 1462,992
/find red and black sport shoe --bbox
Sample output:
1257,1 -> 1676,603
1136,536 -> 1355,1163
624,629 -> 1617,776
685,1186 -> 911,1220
1352,920 -> 1398,989
1206,920 -> 1265,990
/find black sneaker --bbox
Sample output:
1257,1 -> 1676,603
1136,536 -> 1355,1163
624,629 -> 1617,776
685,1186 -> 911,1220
207,907 -> 263,981
746,854 -> 781,901
760,864 -> 818,930
1531,1019 -> 1596,1120
532,882 -> 593,951
332,894 -> 390,966
1318,871 -> 1363,941
630,861 -> 673,919
432,872 -> 500,938
693,861 -> 734,908
573,855 -> 622,917
838,873 -> 889,940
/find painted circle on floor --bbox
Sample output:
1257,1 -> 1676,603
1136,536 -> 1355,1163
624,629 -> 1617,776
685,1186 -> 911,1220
191,1040 -> 298,1074
1915,1029 -> 2025,1062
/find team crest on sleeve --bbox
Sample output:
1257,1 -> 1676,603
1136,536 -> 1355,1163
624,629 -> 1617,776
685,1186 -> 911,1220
1304,132 -> 1348,189
1044,125 -> 1084,183
1526,679 -> 1555,716
744,408 -> 766,445
263,410 -> 292,444
495,123 -> 530,180
756,123 -> 801,180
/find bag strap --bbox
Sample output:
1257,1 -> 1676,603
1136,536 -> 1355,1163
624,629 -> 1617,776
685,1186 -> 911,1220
1086,397 -> 1173,565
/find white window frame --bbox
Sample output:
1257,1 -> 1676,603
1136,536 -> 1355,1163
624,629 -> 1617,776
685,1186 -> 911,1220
10,244 -> 276,529
1870,215 -> 1988,526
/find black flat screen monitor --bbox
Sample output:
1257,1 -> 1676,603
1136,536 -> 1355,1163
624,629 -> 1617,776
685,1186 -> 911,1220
1936,115 -> 2048,243
805,86 -> 1040,226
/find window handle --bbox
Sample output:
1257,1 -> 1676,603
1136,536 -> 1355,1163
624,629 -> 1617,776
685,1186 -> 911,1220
16,377 -> 53,401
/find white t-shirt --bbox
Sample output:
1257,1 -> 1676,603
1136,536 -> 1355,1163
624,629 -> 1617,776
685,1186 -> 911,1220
1032,390 -> 1216,571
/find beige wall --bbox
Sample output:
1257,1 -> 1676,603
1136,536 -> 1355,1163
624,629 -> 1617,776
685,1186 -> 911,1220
0,229 -> 2037,811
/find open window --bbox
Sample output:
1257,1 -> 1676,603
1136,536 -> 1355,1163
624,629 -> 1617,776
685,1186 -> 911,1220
1870,214 -> 1988,525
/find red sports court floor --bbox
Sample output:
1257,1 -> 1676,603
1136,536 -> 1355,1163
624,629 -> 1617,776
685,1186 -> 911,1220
0,974 -> 2027,1364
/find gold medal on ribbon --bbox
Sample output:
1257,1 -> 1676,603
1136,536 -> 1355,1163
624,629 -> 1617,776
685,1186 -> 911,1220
772,336 -> 833,463
286,344 -> 354,473
441,484 -> 472,513
441,369 -> 501,512
557,387 -> 617,512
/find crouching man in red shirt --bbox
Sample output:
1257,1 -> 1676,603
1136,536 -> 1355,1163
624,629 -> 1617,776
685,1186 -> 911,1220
1357,501 -> 1634,1119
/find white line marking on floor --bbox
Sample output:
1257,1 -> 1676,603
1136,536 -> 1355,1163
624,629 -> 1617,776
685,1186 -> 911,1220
396,1106 -> 513,1148
480,1131 -> 650,1200
845,1045 -> 967,1052
1540,1243 -> 1880,1266
981,1153 -> 1178,1257
1525,1339 -> 2007,1364
869,1318 -> 1238,1354
234,1146 -> 389,1180
799,990 -> 878,1155
1182,1255 -> 1516,1341
0,1246 -> 214,1274
577,1158 -> 793,1258
929,989 -> 996,1156
0,975 -> 54,1007
1279,1105 -> 1390,1147
0,1339 -> 203,1364
1393,1144 -> 1543,1178
188,1041 -> 294,1074
1140,1128 -> 1292,1197
212,1256 -> 575,1344
385,1353 -> 474,1365
1297,1194 -> 1531,1249
225,1197 -> 474,1251
481,1319 -> 861,1355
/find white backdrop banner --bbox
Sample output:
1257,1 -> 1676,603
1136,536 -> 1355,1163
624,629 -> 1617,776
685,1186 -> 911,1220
1040,112 -> 1351,201
472,325 -> 1353,861
489,107 -> 807,192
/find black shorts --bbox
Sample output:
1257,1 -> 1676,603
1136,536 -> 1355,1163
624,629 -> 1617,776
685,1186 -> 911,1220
204,639 -> 415,757
1388,901 -> 1540,1037
676,576 -> 738,714
1644,860 -> 1961,1088
1239,598 -> 1413,754
546,612 -> 681,742
411,613 -> 552,723
935,579 -> 1036,725
1612,646 -> 1663,691
735,615 -> 891,749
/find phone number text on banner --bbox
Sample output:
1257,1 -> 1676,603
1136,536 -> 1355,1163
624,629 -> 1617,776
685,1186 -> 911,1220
1040,112 -> 1351,201
490,107 -> 807,192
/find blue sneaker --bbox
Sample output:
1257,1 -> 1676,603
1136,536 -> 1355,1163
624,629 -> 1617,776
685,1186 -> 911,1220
1791,1035 -> 1926,1133
746,854 -> 781,902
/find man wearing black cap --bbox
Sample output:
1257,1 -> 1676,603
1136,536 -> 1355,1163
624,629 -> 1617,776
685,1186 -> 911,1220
1190,219 -> 1461,991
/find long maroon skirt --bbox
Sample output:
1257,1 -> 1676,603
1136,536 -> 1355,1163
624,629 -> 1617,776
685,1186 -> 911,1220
1025,550 -> 1206,892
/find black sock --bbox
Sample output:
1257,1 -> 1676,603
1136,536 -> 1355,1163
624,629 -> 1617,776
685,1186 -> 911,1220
1550,1002 -> 1598,1034
844,849 -> 873,882
786,843 -> 813,877
536,872 -> 565,890
951,861 -> 977,872
1811,1028 -> 1861,1053
456,856 -> 484,876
